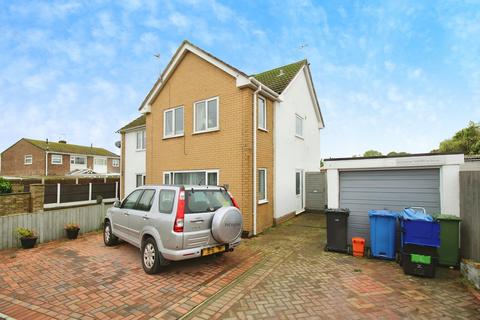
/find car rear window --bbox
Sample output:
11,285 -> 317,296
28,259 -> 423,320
185,189 -> 233,214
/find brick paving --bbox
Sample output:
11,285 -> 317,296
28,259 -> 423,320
0,232 -> 261,320
1,213 -> 479,319
186,213 -> 480,320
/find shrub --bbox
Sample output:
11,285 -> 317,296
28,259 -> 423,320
16,227 -> 35,238
64,223 -> 80,230
0,178 -> 12,194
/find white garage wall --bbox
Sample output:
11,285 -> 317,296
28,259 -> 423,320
123,128 -> 146,197
275,68 -> 322,219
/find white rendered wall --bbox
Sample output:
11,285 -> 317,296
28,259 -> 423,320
440,165 -> 461,217
274,68 -> 322,219
124,129 -> 146,196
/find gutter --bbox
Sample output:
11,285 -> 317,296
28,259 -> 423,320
45,151 -> 48,176
250,78 -> 262,236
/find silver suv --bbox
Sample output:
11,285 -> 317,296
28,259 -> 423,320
104,185 -> 243,274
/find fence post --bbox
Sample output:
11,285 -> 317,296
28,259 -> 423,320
76,178 -> 79,184
30,184 -> 45,212
115,181 -> 119,199
89,183 -> 92,201
57,183 -> 61,204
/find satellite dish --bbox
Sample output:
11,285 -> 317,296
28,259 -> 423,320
115,141 -> 121,148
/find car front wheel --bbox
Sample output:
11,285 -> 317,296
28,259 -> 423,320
103,221 -> 118,246
141,237 -> 168,274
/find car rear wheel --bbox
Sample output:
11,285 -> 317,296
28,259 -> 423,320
141,237 -> 168,274
103,221 -> 118,246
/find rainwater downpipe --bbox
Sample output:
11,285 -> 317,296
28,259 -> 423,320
251,80 -> 262,236
45,151 -> 49,176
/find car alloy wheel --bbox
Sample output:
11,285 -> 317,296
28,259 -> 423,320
143,243 -> 156,269
104,225 -> 111,242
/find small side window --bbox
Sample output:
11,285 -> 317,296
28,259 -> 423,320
159,190 -> 176,213
135,189 -> 155,212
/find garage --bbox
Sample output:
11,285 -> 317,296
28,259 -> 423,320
339,169 -> 440,243
324,153 -> 464,245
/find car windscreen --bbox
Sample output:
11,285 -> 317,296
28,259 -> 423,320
185,189 -> 233,214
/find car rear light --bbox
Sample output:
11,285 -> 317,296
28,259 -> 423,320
174,189 -> 185,232
228,191 -> 240,209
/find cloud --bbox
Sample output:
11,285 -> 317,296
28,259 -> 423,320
169,12 -> 190,30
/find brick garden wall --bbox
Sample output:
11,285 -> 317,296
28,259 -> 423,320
0,184 -> 44,216
0,192 -> 31,216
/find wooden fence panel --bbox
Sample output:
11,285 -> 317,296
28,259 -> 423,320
0,204 -> 106,250
60,184 -> 89,203
44,184 -> 58,204
460,171 -> 480,261
92,183 -> 116,199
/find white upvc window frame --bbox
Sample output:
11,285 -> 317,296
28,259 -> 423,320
258,168 -> 268,204
136,129 -> 146,150
70,155 -> 87,165
51,154 -> 63,165
94,157 -> 107,166
162,169 -> 219,186
24,155 -> 33,165
258,96 -> 267,131
112,159 -> 120,167
164,106 -> 184,139
193,96 -> 219,134
295,114 -> 304,139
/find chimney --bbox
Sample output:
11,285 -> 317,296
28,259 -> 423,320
58,140 -> 67,144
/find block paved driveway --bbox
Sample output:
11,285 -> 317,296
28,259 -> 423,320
1,213 -> 479,320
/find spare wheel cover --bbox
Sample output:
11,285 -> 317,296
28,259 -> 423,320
211,207 -> 243,243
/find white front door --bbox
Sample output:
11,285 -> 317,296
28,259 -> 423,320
295,170 -> 304,214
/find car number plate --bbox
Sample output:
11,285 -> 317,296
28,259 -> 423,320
202,245 -> 226,256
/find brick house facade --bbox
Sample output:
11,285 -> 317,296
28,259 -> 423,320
122,40 -> 323,236
1,138 -> 120,177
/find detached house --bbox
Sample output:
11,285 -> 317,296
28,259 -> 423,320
0,138 -> 120,177
120,40 -> 324,235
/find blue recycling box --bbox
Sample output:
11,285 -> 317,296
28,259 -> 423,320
368,210 -> 398,260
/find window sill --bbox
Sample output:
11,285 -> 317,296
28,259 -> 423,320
51,163 -> 63,165
295,135 -> 304,140
192,128 -> 220,135
163,134 -> 184,140
135,148 -> 146,152
258,127 -> 268,132
258,199 -> 269,205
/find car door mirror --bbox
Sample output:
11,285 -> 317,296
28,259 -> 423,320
113,200 -> 121,208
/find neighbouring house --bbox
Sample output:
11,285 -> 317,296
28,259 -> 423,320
118,115 -> 146,196
121,40 -> 324,236
0,138 -> 120,177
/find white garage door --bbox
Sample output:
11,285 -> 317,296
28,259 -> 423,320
339,169 -> 440,245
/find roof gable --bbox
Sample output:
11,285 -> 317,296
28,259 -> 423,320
24,139 -> 119,157
252,60 -> 307,94
139,40 -> 256,112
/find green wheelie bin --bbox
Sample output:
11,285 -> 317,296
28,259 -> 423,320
436,215 -> 461,267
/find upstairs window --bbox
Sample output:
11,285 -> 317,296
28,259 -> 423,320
94,158 -> 107,166
70,156 -> 86,165
194,97 -> 219,133
295,114 -> 304,138
112,159 -> 120,167
258,97 -> 267,130
164,106 -> 184,138
136,129 -> 146,150
24,155 -> 32,165
51,154 -> 62,165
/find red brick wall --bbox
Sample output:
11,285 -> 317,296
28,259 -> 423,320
0,140 -> 45,176
46,153 -> 70,176
107,158 -> 120,174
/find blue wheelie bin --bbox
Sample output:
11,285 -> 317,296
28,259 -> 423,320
368,210 -> 398,260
